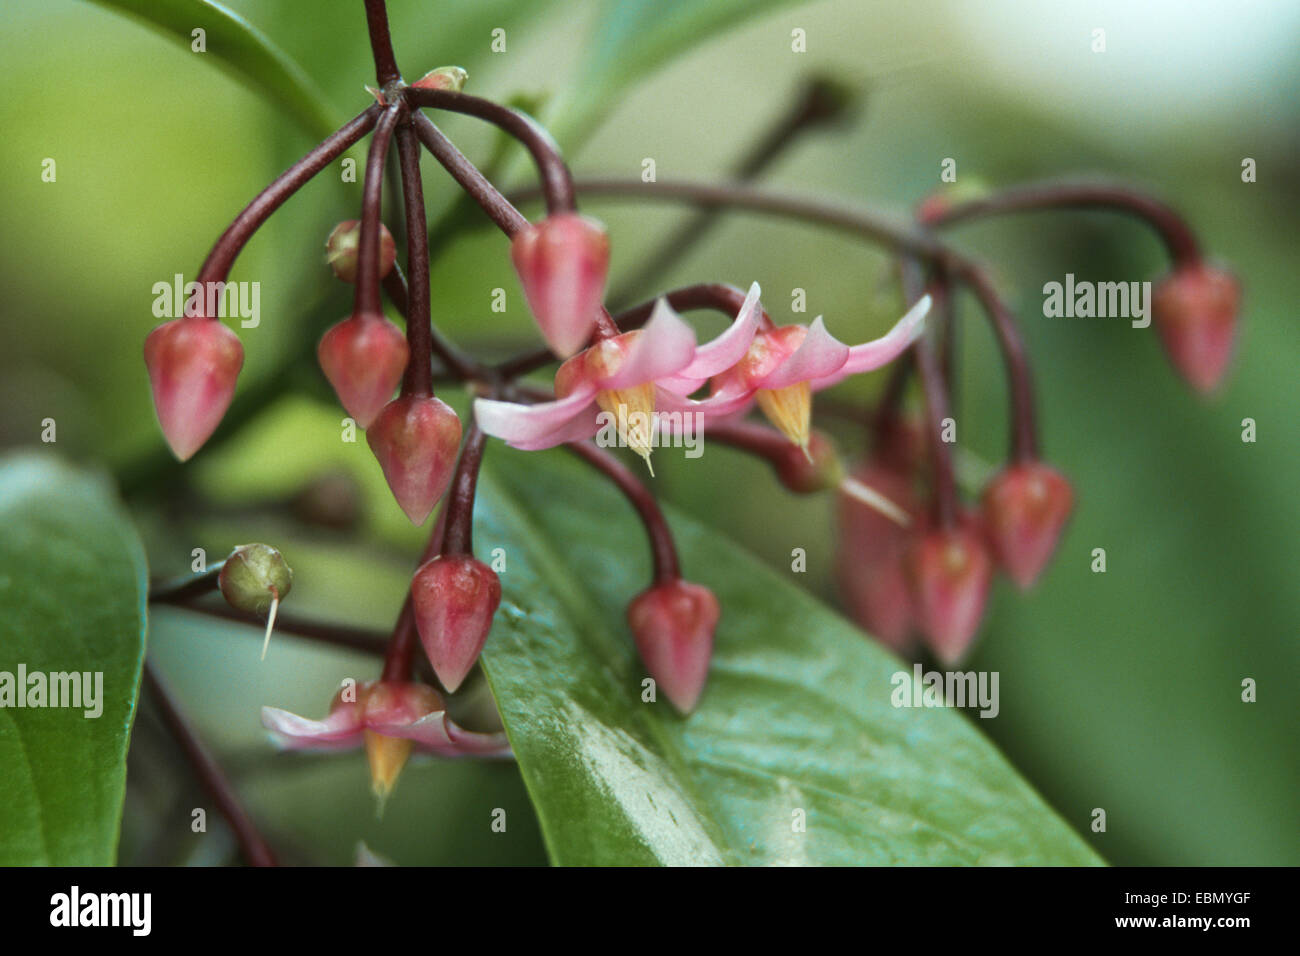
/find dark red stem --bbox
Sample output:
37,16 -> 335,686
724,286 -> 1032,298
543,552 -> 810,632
924,180 -> 1201,265
955,263 -> 1038,461
410,112 -> 529,236
394,124 -> 433,396
404,88 -> 576,213
196,106 -> 379,291
355,103 -> 404,317
382,263 -> 479,379
566,441 -> 680,583
143,662 -> 278,866
913,328 -> 959,529
703,419 -> 801,461
155,601 -> 387,655
363,0 -> 402,86
442,422 -> 487,556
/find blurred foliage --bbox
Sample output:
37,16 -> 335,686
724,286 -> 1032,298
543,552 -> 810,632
0,0 -> 1295,864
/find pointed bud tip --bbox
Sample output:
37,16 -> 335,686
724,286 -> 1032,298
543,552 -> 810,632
325,220 -> 396,283
628,580 -> 719,714
411,556 -> 502,693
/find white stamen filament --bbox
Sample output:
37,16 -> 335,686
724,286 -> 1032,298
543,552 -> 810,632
839,476 -> 912,527
261,589 -> 280,661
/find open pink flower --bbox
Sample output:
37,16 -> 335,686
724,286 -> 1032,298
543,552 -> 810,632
473,282 -> 766,470
262,679 -> 510,800
706,295 -> 930,451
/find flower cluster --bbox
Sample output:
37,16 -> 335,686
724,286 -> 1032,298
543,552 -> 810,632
142,0 -> 1240,813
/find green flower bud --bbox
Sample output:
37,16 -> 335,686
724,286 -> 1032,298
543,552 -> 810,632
218,544 -> 293,614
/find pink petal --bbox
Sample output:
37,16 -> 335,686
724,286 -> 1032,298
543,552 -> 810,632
654,384 -> 756,419
473,386 -> 595,443
811,295 -> 930,390
261,705 -> 365,750
758,316 -> 850,390
599,298 -> 698,389
510,403 -> 603,450
380,711 -> 512,758
661,282 -> 764,392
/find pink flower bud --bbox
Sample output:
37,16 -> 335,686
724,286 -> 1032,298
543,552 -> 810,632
366,395 -> 463,525
511,213 -> 610,358
627,580 -> 720,714
411,555 -> 502,693
905,519 -> 993,665
143,317 -> 244,461
325,220 -> 396,283
317,313 -> 410,427
836,463 -> 918,651
981,462 -> 1073,590
1152,263 -> 1240,393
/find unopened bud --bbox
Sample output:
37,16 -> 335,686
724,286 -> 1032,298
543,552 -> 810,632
218,543 -> 294,614
411,555 -> 502,693
411,66 -> 468,92
326,220 -> 396,283
1152,262 -> 1240,393
219,542 -> 293,659
836,463 -> 917,651
627,579 -> 719,714
366,395 -> 463,525
143,318 -> 244,461
905,519 -> 993,665
981,462 -> 1073,590
511,213 -> 610,357
774,429 -> 844,493
317,313 -> 410,427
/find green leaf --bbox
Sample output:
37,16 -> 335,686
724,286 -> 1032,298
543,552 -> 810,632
0,454 -> 149,865
475,449 -> 1102,865
82,0 -> 338,139
554,0 -> 800,142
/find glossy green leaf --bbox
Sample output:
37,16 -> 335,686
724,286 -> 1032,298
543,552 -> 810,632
475,449 -> 1102,865
82,0 -> 338,138
0,454 -> 149,865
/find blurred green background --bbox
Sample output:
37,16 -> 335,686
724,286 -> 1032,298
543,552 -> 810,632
1,0 -> 1296,865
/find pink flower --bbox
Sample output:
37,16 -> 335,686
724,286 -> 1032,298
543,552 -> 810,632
706,296 -> 930,451
473,282 -> 766,470
262,679 -> 510,801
